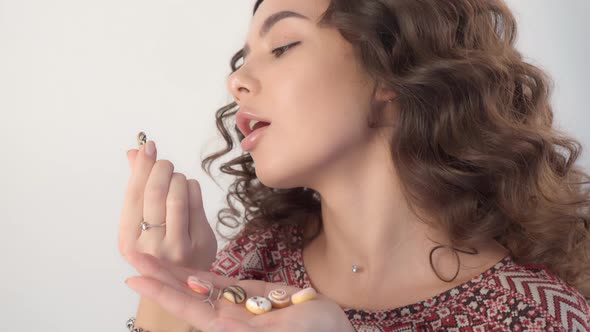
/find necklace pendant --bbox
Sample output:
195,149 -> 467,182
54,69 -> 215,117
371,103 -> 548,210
352,265 -> 359,273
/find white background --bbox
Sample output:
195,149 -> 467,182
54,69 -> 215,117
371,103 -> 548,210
1,1 -> 588,331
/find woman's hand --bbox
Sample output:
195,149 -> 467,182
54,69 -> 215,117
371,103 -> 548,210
123,250 -> 356,332
118,139 -> 217,271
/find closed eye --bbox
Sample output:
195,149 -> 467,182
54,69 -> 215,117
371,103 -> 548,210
271,41 -> 301,58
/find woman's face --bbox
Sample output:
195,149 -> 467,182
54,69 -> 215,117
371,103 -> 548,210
227,0 -> 391,190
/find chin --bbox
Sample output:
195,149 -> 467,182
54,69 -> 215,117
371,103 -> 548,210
253,161 -> 309,190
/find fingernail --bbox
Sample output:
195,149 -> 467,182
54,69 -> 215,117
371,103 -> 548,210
187,276 -> 212,295
145,141 -> 156,157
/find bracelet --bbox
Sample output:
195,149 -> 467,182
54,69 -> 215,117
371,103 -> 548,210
126,317 -> 151,332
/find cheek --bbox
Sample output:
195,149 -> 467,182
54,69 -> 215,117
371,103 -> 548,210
255,115 -> 365,189
284,73 -> 368,154
276,53 -> 366,134
272,103 -> 367,170
253,39 -> 371,187
272,81 -> 367,161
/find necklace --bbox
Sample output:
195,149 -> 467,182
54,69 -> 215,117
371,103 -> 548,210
349,245 -> 479,282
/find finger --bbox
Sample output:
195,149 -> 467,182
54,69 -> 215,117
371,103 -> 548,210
125,251 -> 258,322
187,179 -> 211,244
127,149 -> 138,171
164,173 -> 190,244
125,250 -> 197,296
193,269 -> 307,309
133,252 -> 261,298
127,250 -> 202,286
179,262 -> 302,302
141,159 -> 174,240
247,296 -> 336,331
208,317 -> 260,332
129,251 -> 309,306
119,140 -> 158,255
125,275 -> 218,331
126,250 -> 233,311
126,253 -> 325,332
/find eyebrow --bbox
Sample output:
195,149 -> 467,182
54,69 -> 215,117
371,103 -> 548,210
242,11 -> 310,61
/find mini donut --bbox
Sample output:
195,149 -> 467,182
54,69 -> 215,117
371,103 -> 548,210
245,296 -> 272,315
222,285 -> 247,304
137,131 -> 147,147
267,289 -> 291,309
291,287 -> 317,305
187,277 -> 213,296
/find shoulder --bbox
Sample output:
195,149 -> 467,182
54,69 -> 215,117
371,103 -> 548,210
208,223 -> 298,280
468,258 -> 590,331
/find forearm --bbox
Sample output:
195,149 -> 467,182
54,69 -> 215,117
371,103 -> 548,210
135,297 -> 199,332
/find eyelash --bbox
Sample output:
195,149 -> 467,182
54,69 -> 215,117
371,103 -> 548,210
271,42 -> 301,58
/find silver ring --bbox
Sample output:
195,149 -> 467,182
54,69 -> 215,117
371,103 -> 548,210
140,220 -> 167,231
201,288 -> 218,310
202,297 -> 215,310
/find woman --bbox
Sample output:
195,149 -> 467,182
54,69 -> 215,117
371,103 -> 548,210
120,0 -> 590,331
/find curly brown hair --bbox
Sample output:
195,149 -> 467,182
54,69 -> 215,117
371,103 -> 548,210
201,0 -> 590,298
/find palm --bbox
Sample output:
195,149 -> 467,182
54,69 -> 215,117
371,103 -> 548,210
206,288 -> 343,331
123,250 -> 354,332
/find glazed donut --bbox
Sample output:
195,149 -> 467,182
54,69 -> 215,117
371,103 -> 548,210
291,287 -> 317,304
267,289 -> 291,309
245,296 -> 272,315
222,285 -> 247,304
137,131 -> 147,147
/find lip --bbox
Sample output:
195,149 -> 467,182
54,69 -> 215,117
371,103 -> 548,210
240,124 -> 270,151
236,110 -> 272,137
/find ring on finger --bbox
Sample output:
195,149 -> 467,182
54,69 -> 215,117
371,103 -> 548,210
140,219 -> 167,231
201,288 -> 221,309
202,297 -> 215,310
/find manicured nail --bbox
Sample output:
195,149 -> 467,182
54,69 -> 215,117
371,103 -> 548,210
145,141 -> 156,157
187,276 -> 212,295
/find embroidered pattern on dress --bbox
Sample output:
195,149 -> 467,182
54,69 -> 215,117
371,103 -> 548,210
209,223 -> 590,331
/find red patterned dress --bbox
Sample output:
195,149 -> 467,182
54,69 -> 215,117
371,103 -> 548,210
209,223 -> 590,331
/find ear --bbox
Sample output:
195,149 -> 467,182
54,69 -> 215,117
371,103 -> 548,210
373,79 -> 398,103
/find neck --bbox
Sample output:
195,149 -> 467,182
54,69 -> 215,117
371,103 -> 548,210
311,153 -> 443,283
306,220 -> 509,310
299,132 -> 509,309
315,208 -> 455,284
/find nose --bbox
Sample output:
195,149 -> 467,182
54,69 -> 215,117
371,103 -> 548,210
227,68 -> 258,105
